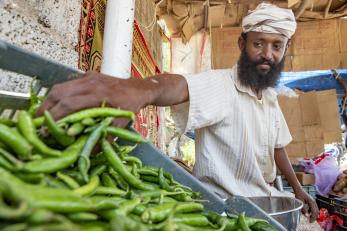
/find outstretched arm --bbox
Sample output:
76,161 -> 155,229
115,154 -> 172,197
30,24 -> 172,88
37,71 -> 189,119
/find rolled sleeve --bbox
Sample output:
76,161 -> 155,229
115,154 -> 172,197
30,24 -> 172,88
171,70 -> 230,134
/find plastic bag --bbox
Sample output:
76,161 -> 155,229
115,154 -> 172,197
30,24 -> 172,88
317,208 -> 343,231
313,154 -> 340,196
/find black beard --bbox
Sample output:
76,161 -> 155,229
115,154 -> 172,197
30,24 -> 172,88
237,50 -> 285,90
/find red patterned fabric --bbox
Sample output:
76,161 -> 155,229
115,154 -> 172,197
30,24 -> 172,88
78,0 -> 161,146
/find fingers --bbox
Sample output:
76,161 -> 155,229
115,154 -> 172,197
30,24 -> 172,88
48,94 -> 101,120
301,203 -> 309,215
307,198 -> 319,223
37,72 -> 98,116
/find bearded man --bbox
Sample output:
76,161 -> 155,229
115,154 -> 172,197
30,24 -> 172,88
38,3 -> 318,222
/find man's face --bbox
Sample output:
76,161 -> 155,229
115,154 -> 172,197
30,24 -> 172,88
237,32 -> 289,90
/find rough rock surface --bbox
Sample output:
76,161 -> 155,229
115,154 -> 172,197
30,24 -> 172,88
0,0 -> 80,93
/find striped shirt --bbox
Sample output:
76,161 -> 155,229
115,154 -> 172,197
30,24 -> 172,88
171,65 -> 292,197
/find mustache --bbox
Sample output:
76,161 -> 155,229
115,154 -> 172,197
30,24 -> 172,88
254,58 -> 275,67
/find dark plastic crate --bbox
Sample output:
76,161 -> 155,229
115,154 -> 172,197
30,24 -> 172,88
336,224 -> 347,231
316,194 -> 347,227
283,185 -> 316,198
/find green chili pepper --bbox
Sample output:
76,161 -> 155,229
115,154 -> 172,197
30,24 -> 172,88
0,147 -> 23,169
25,209 -> 64,224
95,186 -> 127,196
79,118 -> 112,182
238,212 -> 251,231
84,123 -> 99,134
173,213 -> 210,227
100,198 -> 142,220
17,111 -> 61,157
76,221 -> 109,231
118,144 -> 138,158
132,204 -> 147,216
138,167 -> 159,176
0,151 -> 16,171
68,212 -> 98,222
110,213 -> 148,231
106,126 -> 147,143
101,173 -> 118,188
1,223 -> 28,231
16,172 -> 44,184
73,175 -> 100,197
140,166 -> 174,184
117,197 -> 142,215
90,164 -> 107,177
67,122 -> 85,136
159,168 -> 174,192
0,123 -> 32,160
0,196 -> 30,220
108,167 -> 129,191
28,80 -> 43,117
44,111 -> 75,146
250,221 -> 277,231
102,139 -> 154,191
42,175 -> 68,189
26,222 -> 79,231
61,170 -> 84,184
133,190 -> 184,200
57,107 -> 135,125
141,202 -> 176,223
81,118 -> 97,126
124,156 -> 142,168
140,175 -> 159,183
90,153 -> 107,167
21,136 -> 87,173
0,167 -> 128,214
94,186 -> 127,196
151,196 -> 178,204
57,172 -> 80,189
33,116 -> 44,128
0,117 -> 15,127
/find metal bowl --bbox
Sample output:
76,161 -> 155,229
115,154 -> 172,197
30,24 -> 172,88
248,196 -> 303,231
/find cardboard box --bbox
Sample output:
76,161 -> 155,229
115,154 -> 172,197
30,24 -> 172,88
290,127 -> 305,143
304,125 -> 323,141
305,140 -> 325,158
296,172 -> 315,185
340,19 -> 347,52
278,95 -> 302,127
316,90 -> 342,143
291,20 -> 340,56
278,89 -> 341,161
299,91 -> 321,126
211,27 -> 241,69
285,142 -> 306,157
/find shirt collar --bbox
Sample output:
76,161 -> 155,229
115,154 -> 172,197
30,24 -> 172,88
231,65 -> 278,104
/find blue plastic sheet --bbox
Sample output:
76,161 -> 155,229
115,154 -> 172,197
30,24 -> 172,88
279,69 -> 347,94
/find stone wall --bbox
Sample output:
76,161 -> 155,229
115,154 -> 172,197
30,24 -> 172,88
0,0 -> 80,93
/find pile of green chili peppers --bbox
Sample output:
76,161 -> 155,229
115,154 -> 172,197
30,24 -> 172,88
0,106 -> 277,231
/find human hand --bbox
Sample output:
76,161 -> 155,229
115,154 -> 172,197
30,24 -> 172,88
295,189 -> 319,223
37,71 -> 148,126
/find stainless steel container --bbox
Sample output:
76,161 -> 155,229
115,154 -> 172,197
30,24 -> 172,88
248,197 -> 303,231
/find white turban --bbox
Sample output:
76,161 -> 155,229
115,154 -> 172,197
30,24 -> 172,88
242,3 -> 297,39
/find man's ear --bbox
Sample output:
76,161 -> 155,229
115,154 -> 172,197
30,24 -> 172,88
284,39 -> 291,54
238,36 -> 245,51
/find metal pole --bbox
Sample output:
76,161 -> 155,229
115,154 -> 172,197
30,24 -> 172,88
101,0 -> 135,79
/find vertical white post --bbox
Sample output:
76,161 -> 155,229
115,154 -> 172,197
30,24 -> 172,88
101,0 -> 135,79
